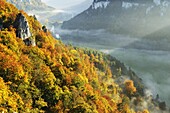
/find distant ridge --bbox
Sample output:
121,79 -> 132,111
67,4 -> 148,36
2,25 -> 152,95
62,0 -> 170,36
6,0 -> 54,11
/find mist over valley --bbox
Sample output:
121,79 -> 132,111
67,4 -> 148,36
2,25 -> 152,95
43,0 -> 170,108
54,28 -> 170,107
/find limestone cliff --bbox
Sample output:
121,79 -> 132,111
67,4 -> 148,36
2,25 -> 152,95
14,13 -> 35,46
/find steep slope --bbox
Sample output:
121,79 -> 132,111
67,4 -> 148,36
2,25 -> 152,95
0,0 -> 168,113
62,0 -> 170,36
6,0 -> 54,11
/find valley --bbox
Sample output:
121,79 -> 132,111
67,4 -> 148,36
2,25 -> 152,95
55,0 -> 170,107
56,29 -> 170,107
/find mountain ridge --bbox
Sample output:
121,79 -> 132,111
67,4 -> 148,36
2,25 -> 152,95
62,0 -> 170,36
6,0 -> 54,11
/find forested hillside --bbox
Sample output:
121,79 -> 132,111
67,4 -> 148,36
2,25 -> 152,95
0,0 -> 168,112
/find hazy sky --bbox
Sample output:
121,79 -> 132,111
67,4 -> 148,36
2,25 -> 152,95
41,0 -> 92,9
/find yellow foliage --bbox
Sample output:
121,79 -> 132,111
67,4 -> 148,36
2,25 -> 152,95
0,1 -> 160,113
142,109 -> 150,113
0,77 -> 24,112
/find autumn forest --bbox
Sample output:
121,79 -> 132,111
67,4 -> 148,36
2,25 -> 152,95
0,0 -> 168,113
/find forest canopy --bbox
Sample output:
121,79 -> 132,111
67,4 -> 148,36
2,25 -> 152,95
0,0 -> 167,113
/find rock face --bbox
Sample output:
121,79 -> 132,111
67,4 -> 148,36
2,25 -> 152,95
42,25 -> 48,33
14,13 -> 35,46
14,13 -> 31,40
62,0 -> 170,36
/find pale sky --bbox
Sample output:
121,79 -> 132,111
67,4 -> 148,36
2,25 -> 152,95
41,0 -> 92,9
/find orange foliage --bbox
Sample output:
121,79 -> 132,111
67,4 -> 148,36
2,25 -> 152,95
0,1 -> 156,113
125,80 -> 137,95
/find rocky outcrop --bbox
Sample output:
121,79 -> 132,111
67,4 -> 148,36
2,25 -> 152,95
14,13 -> 31,40
23,38 -> 36,46
42,25 -> 48,33
14,13 -> 35,46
